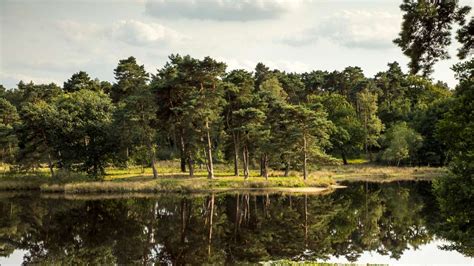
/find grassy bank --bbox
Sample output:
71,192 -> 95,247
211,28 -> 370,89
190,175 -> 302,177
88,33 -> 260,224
0,163 -> 447,194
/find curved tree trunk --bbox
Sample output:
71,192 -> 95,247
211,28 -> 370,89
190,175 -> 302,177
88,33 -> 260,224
205,119 -> 214,179
242,145 -> 249,179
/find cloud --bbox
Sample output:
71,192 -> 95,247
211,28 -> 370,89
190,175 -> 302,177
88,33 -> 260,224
0,71 -> 61,87
220,58 -> 310,73
283,10 -> 401,49
145,0 -> 308,21
57,19 -> 186,46
109,20 -> 186,45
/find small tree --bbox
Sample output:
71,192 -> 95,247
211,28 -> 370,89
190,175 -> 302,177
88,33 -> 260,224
357,88 -> 384,161
381,122 -> 422,166
283,104 -> 333,180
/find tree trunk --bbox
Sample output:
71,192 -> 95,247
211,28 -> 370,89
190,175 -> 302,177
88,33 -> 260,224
125,147 -> 130,171
341,150 -> 348,165
180,134 -> 186,172
233,132 -> 239,176
151,156 -> 158,179
263,153 -> 268,180
242,145 -> 249,179
205,119 -> 214,179
260,154 -> 266,177
188,156 -> 194,177
284,161 -> 289,177
47,153 -> 55,179
147,140 -> 158,179
303,134 -> 308,180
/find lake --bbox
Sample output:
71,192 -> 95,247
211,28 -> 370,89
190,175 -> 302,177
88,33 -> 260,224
0,181 -> 472,265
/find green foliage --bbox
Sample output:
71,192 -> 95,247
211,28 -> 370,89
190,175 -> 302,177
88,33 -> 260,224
356,88 -> 384,158
0,98 -> 20,165
432,59 -> 474,256
16,99 -> 58,172
381,122 -> 423,166
53,90 -> 116,177
0,52 -> 463,180
315,93 -> 364,164
152,54 -> 226,177
456,16 -> 473,60
63,71 -> 105,93
110,56 -> 149,103
394,0 -> 471,76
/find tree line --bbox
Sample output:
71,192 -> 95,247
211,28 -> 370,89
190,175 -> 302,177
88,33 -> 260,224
0,56 -> 464,179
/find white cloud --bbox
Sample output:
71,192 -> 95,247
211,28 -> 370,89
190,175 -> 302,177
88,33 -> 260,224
145,0 -> 308,21
283,10 -> 401,49
57,19 -> 186,46
0,71 -> 61,87
220,58 -> 310,73
109,20 -> 186,45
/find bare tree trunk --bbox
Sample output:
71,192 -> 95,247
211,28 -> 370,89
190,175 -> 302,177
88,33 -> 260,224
233,132 -> 239,176
263,153 -> 268,180
149,144 -> 158,179
260,155 -> 264,177
242,145 -> 249,179
180,134 -> 186,172
205,119 -> 214,179
341,150 -> 348,165
47,153 -> 55,179
284,161 -> 289,177
188,155 -> 194,177
303,134 -> 308,180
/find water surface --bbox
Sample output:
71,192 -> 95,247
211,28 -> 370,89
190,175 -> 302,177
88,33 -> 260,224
0,181 -> 472,265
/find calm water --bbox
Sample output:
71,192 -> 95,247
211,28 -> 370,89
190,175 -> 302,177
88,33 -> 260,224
0,181 -> 472,265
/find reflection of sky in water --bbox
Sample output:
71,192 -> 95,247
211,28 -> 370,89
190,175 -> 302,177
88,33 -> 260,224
326,240 -> 473,265
1,241 -> 473,265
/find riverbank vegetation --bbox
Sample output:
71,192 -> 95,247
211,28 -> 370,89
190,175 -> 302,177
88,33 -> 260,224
0,162 -> 446,193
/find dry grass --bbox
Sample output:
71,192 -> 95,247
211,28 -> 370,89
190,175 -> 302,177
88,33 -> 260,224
312,164 -> 447,182
39,175 -> 335,194
0,162 -> 446,194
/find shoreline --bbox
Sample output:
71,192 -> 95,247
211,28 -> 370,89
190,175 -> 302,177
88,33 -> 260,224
0,165 -> 446,195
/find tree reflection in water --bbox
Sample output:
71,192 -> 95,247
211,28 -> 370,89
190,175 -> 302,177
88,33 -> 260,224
0,181 -> 472,264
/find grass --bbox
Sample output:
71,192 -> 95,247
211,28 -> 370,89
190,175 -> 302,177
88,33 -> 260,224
0,161 -> 446,194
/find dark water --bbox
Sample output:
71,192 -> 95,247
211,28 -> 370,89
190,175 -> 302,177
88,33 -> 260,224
0,181 -> 472,265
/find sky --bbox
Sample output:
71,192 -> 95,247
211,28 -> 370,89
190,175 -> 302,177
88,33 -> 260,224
0,0 -> 471,89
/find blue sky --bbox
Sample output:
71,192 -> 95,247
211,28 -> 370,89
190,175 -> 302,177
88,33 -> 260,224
0,0 -> 470,89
